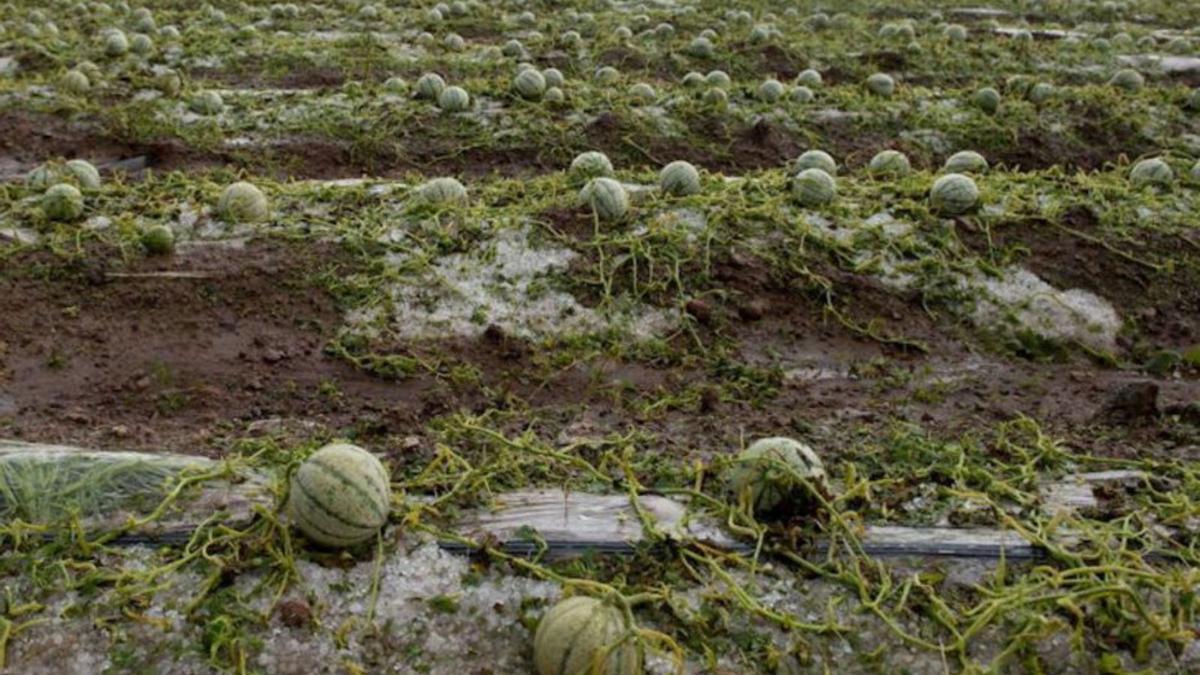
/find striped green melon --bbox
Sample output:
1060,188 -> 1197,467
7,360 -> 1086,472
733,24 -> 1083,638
973,87 -> 1000,115
757,78 -> 785,102
580,178 -> 629,221
865,72 -> 895,97
791,168 -> 836,206
1130,158 -> 1173,187
795,68 -> 822,88
438,86 -> 470,112
42,184 -> 85,222
1109,68 -> 1144,93
726,437 -> 827,514
570,151 -> 614,180
794,149 -> 837,175
868,150 -> 911,176
513,68 -> 546,99
534,596 -> 643,675
416,72 -> 446,99
218,181 -> 269,223
930,173 -> 980,215
942,150 -> 988,174
288,443 -> 391,548
659,160 -> 700,196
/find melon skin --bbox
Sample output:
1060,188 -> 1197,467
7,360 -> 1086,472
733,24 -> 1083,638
418,177 -> 469,205
438,86 -> 470,112
42,184 -> 85,222
791,168 -> 836,206
794,149 -> 837,175
218,181 -> 269,223
865,72 -> 895,97
416,72 -> 446,99
726,437 -> 828,514
795,68 -> 822,88
534,596 -> 643,675
1130,158 -> 1173,187
942,150 -> 988,174
659,160 -> 700,196
569,152 -> 614,180
973,87 -> 1000,114
930,173 -> 980,215
289,443 -> 391,548
513,68 -> 547,99
757,78 -> 785,102
868,150 -> 911,176
580,177 -> 629,221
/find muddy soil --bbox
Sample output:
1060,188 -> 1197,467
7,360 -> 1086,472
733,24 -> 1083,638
2,240 -> 1197,465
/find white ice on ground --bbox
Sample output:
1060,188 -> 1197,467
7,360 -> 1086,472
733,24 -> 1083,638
351,223 -> 677,340
965,266 -> 1121,351
802,211 -> 1122,350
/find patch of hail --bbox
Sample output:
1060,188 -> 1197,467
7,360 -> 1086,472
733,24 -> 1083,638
803,211 -> 1122,351
349,221 -> 677,341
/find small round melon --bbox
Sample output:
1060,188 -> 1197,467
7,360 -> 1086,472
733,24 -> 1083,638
628,82 -> 656,104
42,184 -> 84,221
418,177 -> 468,206
865,72 -> 895,97
944,24 -> 968,41
533,596 -> 642,675
443,33 -> 465,51
416,72 -> 446,99
973,87 -> 1000,114
726,437 -> 828,514
795,68 -> 822,88
542,68 -> 564,88
1129,158 -> 1173,187
156,69 -> 182,96
26,163 -> 61,189
704,70 -> 731,88
65,159 -> 101,189
687,36 -> 715,58
438,86 -> 470,112
1186,87 -> 1200,111
1027,82 -> 1054,105
1109,68 -> 1144,93
289,443 -> 391,548
868,150 -> 911,176
383,76 -> 407,94
569,151 -> 614,180
513,68 -> 546,100
659,160 -> 700,196
757,78 -> 785,102
502,39 -> 525,58
60,69 -> 90,95
791,86 -> 814,103
189,90 -> 224,115
943,150 -> 988,174
681,71 -> 705,88
791,168 -> 836,206
544,87 -> 564,103
594,66 -> 620,84
103,30 -> 128,56
1004,74 -> 1033,97
141,224 -> 175,255
794,149 -> 837,175
703,87 -> 728,107
130,32 -> 153,54
218,181 -> 269,222
580,177 -> 629,221
930,173 -> 980,215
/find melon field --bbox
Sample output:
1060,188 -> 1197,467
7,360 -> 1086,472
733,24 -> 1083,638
4,0 -> 1200,672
